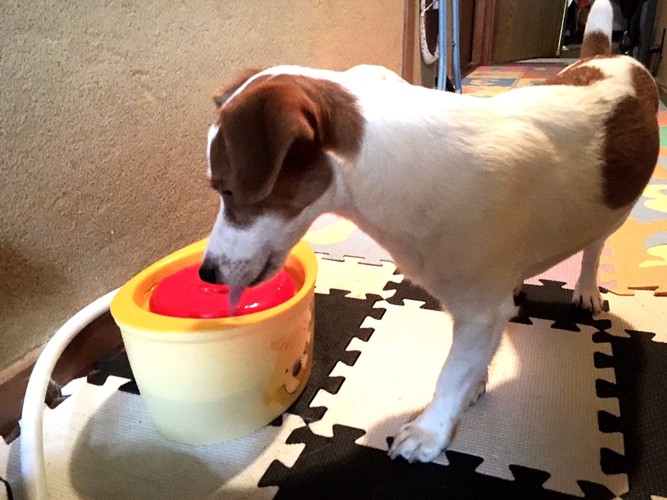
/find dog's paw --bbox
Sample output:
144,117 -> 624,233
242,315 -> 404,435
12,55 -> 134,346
469,374 -> 488,407
388,417 -> 452,463
572,283 -> 603,314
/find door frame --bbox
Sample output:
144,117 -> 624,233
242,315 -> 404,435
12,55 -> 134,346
471,0 -> 497,67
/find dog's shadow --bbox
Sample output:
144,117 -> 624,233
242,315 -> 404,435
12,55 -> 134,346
5,396 -> 225,499
65,392 -> 228,499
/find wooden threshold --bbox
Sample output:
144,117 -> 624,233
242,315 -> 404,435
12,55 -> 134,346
471,0 -> 496,67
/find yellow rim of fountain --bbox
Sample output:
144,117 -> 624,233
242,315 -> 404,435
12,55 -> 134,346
110,239 -> 317,332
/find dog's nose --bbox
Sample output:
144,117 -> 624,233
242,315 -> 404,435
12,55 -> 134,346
198,264 -> 219,284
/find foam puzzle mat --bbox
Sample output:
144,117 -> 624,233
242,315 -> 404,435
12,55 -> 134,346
2,65 -> 666,499
462,64 -> 568,97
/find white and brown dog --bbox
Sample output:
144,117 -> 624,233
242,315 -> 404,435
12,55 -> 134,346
200,0 -> 658,463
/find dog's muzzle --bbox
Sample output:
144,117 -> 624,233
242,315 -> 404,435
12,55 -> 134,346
198,252 -> 280,289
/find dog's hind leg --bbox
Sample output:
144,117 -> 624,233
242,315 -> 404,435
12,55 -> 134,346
572,210 -> 631,314
572,236 -> 605,313
388,296 -> 516,463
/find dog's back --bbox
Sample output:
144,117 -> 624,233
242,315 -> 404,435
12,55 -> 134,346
505,0 -> 659,281
409,0 -> 660,287
201,0 -> 658,304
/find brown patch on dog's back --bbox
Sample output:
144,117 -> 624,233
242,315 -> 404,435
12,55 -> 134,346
545,63 -> 606,87
602,65 -> 659,209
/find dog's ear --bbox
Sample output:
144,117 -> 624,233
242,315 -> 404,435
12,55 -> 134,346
220,82 -> 321,204
212,68 -> 264,108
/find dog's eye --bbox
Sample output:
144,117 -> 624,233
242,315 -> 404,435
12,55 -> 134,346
221,189 -> 233,197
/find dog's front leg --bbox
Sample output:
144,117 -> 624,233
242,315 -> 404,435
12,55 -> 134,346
388,298 -> 515,463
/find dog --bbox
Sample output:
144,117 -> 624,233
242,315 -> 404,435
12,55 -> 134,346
199,0 -> 658,463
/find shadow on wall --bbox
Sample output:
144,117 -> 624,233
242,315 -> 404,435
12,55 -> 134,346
0,244 -> 65,320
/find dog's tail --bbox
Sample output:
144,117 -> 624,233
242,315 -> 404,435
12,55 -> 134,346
581,0 -> 613,58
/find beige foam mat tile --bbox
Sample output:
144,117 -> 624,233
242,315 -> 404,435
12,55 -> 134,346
602,290 -> 667,342
308,300 -> 626,497
314,255 -> 397,300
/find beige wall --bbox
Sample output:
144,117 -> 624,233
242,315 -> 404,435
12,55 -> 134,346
0,1 -> 404,373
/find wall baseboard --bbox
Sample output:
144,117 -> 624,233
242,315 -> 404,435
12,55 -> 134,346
0,311 -> 123,444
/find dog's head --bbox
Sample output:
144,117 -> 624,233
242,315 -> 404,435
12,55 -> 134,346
199,68 -> 364,290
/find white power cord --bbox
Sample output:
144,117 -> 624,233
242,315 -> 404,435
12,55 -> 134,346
20,289 -> 119,500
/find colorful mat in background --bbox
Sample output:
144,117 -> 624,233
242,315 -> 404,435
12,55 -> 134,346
462,64 -> 567,96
